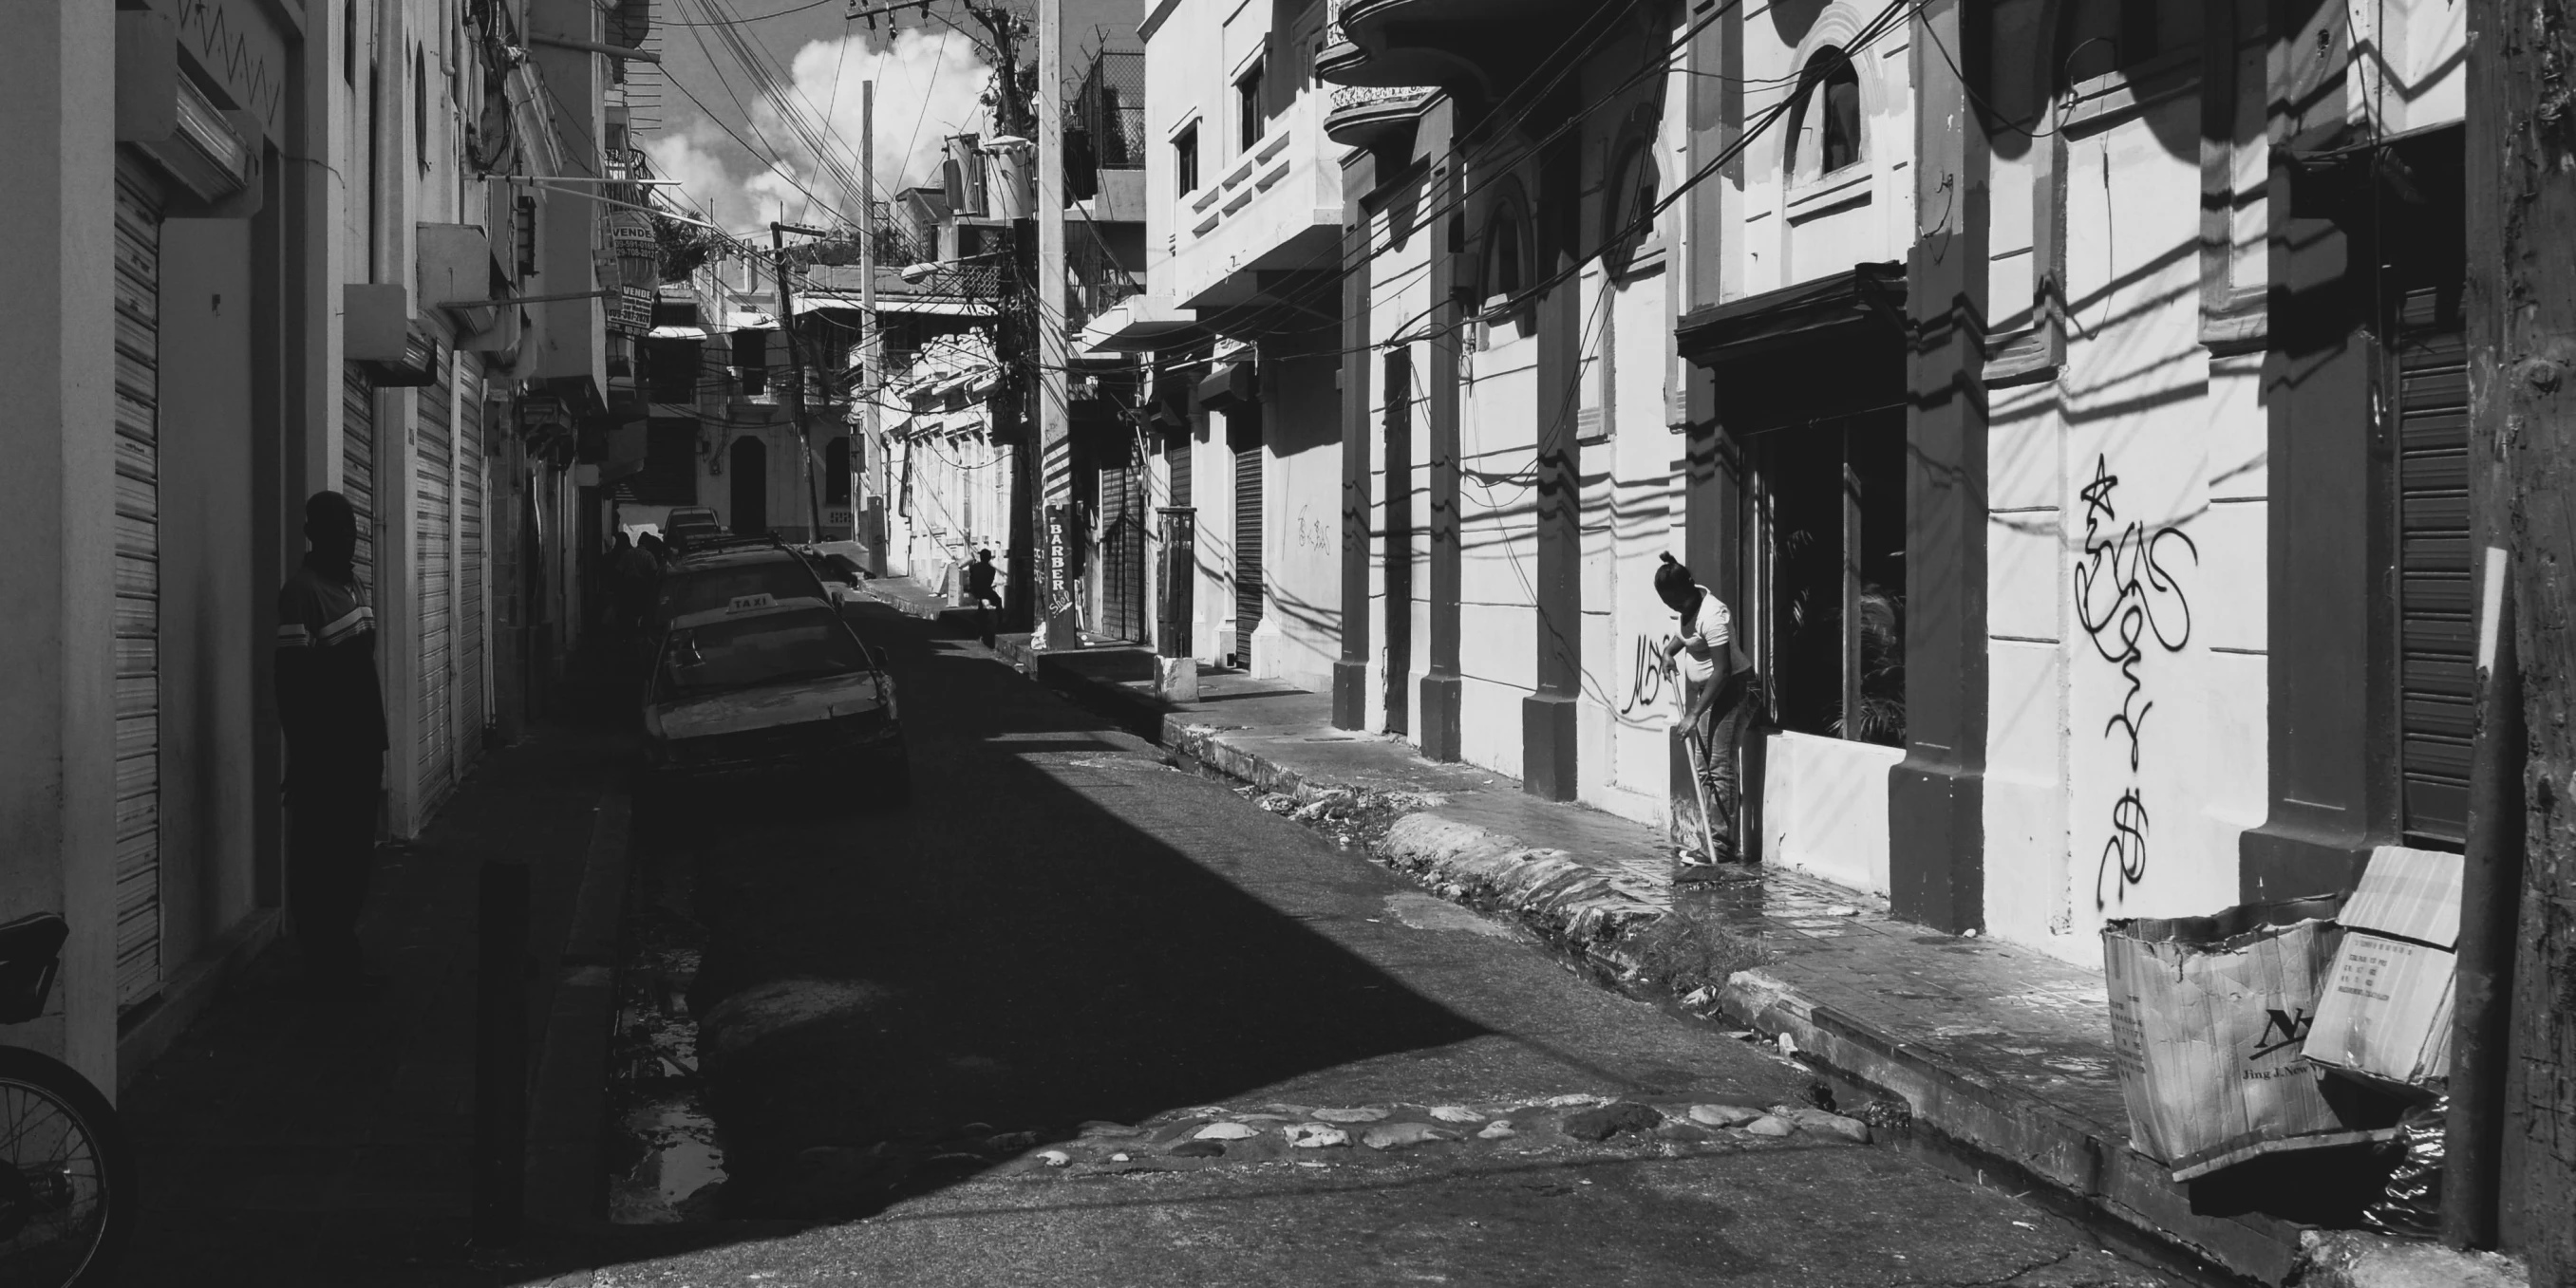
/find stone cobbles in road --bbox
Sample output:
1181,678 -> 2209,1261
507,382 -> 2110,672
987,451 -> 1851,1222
958,1095 -> 1872,1183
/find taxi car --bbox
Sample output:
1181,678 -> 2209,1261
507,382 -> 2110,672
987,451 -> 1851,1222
640,590 -> 909,806
649,543 -> 838,638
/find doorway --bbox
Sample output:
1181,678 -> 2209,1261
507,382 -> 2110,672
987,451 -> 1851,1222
730,436 -> 767,534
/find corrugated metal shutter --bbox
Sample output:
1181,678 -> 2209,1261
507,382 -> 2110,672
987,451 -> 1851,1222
110,159 -> 164,1010
344,364 -> 376,587
1169,426 -> 1192,508
1232,416 -> 1263,655
1100,441 -> 1146,642
2396,286 -> 2472,848
457,357 -> 487,775
416,351 -> 457,815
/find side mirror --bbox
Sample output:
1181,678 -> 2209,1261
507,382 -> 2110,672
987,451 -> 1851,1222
867,645 -> 892,671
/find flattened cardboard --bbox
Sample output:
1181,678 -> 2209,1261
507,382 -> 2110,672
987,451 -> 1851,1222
2305,845 -> 2463,1091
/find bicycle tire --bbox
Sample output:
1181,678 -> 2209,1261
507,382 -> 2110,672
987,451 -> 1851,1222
0,1046 -> 136,1288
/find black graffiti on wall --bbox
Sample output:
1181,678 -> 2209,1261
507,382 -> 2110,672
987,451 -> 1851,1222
2072,456 -> 2198,907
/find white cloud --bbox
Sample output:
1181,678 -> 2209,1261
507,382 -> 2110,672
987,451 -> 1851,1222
651,27 -> 994,236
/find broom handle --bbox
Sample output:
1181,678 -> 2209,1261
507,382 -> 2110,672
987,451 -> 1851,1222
1683,721 -> 1720,862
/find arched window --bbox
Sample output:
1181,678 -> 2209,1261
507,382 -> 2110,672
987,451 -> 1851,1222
1789,48 -> 1861,179
1478,178 -> 1532,309
1603,140 -> 1661,278
2056,0 -> 2200,88
825,437 -> 852,506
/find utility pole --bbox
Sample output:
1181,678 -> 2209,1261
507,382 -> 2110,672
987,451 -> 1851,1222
1036,0 -> 1071,645
773,222 -> 826,540
958,2 -> 1037,634
860,80 -> 881,570
2463,2 -> 2576,1277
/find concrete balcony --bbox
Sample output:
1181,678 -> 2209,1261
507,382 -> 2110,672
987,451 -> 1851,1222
1322,0 -> 1590,98
1325,84 -> 1437,150
1158,91 -> 1344,320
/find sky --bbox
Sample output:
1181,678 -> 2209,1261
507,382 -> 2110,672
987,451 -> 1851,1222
640,0 -> 1144,238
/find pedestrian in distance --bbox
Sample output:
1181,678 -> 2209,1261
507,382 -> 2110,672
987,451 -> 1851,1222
1654,553 -> 1755,879
966,548 -> 1003,647
273,491 -> 391,999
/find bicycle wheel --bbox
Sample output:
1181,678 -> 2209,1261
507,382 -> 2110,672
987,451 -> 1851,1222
0,1047 -> 134,1288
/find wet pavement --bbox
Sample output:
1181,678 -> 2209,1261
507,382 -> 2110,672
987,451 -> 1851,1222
590,606 -> 2193,1285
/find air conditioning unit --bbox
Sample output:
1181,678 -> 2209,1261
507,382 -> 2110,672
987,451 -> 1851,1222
346,284 -> 442,386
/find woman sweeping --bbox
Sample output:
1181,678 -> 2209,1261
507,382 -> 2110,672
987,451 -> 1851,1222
1655,553 -> 1753,875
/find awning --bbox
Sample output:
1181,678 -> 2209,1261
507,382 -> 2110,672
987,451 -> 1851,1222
648,324 -> 706,340
1675,262 -> 1907,366
794,290 -> 994,318
1079,294 -> 1206,355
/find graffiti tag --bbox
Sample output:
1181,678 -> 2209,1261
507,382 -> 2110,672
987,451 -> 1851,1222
2073,456 -> 2197,907
1620,632 -> 1683,717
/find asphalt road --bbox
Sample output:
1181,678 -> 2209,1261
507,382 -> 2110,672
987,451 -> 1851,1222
596,606 -> 2182,1288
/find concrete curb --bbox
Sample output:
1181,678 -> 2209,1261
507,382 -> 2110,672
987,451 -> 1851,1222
529,784 -> 633,1227
1004,650 -> 2320,1284
1369,812 -> 1661,975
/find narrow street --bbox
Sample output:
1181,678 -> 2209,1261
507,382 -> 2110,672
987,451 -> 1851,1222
594,606 -> 2180,1287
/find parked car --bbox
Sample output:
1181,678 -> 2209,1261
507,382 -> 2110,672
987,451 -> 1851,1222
648,544 -> 837,639
640,592 -> 909,806
662,506 -> 724,551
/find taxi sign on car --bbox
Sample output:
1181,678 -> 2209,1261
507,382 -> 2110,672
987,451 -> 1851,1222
726,593 -> 776,613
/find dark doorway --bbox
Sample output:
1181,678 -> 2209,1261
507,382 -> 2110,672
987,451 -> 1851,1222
731,436 -> 767,534
1757,409 -> 1905,745
1382,349 -> 1413,735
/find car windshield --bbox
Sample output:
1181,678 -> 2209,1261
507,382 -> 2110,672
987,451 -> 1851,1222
656,563 -> 825,622
657,608 -> 869,697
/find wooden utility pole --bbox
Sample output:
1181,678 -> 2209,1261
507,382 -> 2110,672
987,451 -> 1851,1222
2464,1 -> 2576,1277
1036,0 -> 1071,644
773,222 -> 826,539
860,80 -> 881,568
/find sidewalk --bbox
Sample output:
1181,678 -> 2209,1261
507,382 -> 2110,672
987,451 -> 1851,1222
990,637 -> 2318,1285
108,697 -> 632,1285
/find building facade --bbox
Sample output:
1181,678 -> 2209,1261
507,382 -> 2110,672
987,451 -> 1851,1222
4,0 -> 623,1092
1291,0 -> 2471,969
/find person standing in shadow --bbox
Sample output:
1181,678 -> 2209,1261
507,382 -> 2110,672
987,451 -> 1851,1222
966,549 -> 1004,647
273,492 -> 391,999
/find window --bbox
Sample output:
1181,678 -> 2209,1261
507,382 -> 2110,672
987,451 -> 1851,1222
414,46 -> 429,172
1480,204 -> 1526,308
1790,49 -> 1862,178
1603,141 -> 1660,277
733,329 -> 769,396
1236,56 -> 1267,152
1174,122 -> 1200,196
1761,413 -> 1907,746
825,437 -> 852,506
2058,0 -> 2202,86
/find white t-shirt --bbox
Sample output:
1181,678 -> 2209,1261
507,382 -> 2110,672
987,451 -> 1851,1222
1675,586 -> 1732,684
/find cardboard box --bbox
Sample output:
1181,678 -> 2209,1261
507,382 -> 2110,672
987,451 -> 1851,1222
2104,895 -> 2396,1181
2304,845 -> 2461,1091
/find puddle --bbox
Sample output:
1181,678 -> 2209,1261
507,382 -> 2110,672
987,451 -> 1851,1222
606,905 -> 730,1223
609,1096 -> 726,1224
1382,892 -> 1515,939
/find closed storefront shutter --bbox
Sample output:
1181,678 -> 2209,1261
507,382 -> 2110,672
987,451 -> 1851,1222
344,364 -> 376,588
2397,286 -> 2472,848
457,357 -> 487,775
111,158 -> 165,1010
1100,441 -> 1147,643
1232,415 -> 1263,658
417,351 -> 457,815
